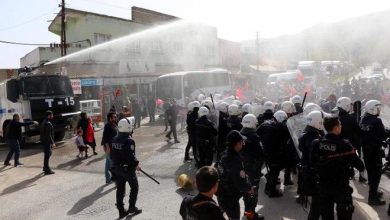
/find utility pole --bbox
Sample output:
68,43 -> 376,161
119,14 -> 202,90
60,0 -> 66,56
256,32 -> 259,71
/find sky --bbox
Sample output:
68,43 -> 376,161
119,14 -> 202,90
1,0 -> 390,68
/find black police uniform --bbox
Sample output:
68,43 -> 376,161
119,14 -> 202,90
360,113 -> 387,202
227,115 -> 243,132
338,108 -> 361,151
180,194 -> 226,220
217,111 -> 229,158
240,127 -> 263,214
311,134 -> 364,220
216,148 -> 251,219
297,125 -> 324,220
111,133 -> 140,215
257,119 -> 285,197
256,110 -> 273,126
195,115 -> 218,167
185,108 -> 199,161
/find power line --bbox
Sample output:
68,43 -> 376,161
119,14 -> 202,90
0,39 -> 91,47
0,40 -> 50,46
0,7 -> 58,32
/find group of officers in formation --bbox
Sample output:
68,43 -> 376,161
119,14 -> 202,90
180,93 -> 390,220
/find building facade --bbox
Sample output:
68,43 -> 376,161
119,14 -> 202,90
21,6 -> 219,114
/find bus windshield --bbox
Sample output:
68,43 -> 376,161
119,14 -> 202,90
22,75 -> 74,97
183,71 -> 230,93
156,75 -> 182,100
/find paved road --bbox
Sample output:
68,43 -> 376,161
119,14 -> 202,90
0,119 -> 389,219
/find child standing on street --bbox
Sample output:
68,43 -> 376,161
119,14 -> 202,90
75,129 -> 88,158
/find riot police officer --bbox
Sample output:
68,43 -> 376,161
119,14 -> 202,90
195,107 -> 218,168
180,166 -> 228,220
216,130 -> 260,220
297,110 -> 325,219
311,117 -> 364,219
279,103 -> 298,186
291,95 -> 303,114
281,101 -> 296,118
241,103 -> 252,118
240,114 -> 264,219
217,102 -> 230,158
336,97 -> 365,182
257,101 -> 274,126
227,104 -> 242,132
257,110 -> 287,198
185,101 -> 200,161
360,100 -> 387,205
273,110 -> 297,186
111,118 -> 142,218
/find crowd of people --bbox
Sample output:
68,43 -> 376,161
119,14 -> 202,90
179,91 -> 390,220
3,83 -> 390,219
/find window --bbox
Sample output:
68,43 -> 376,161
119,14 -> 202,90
183,72 -> 230,96
94,33 -> 111,45
151,40 -> 163,54
156,76 -> 182,100
126,40 -> 141,54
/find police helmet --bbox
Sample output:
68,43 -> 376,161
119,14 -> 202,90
306,110 -> 324,130
337,97 -> 352,112
303,103 -> 322,116
218,102 -> 229,114
188,101 -> 201,112
197,94 -> 206,102
364,100 -> 381,116
202,99 -> 213,110
228,104 -> 240,116
118,118 -> 133,133
242,114 -> 258,128
281,101 -> 295,114
242,103 -> 252,113
233,100 -> 242,107
274,110 -> 288,123
263,101 -> 274,112
198,106 -> 210,117
291,95 -> 302,105
177,174 -> 193,190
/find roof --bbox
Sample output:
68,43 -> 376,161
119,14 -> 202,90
131,6 -> 179,24
249,65 -> 279,72
48,8 -> 134,35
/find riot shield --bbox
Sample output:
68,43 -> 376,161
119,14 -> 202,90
286,114 -> 306,159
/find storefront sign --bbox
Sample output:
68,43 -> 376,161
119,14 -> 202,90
70,79 -> 82,95
81,79 -> 103,87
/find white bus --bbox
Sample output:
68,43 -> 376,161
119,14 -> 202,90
156,69 -> 232,106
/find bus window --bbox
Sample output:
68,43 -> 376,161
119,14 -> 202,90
184,72 -> 229,92
156,75 -> 182,100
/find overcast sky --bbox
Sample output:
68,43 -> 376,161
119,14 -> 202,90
1,0 -> 390,68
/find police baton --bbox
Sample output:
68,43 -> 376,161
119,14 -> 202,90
210,94 -> 216,110
140,169 -> 160,184
301,92 -> 308,108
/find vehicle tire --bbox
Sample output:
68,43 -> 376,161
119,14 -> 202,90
55,131 -> 66,142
